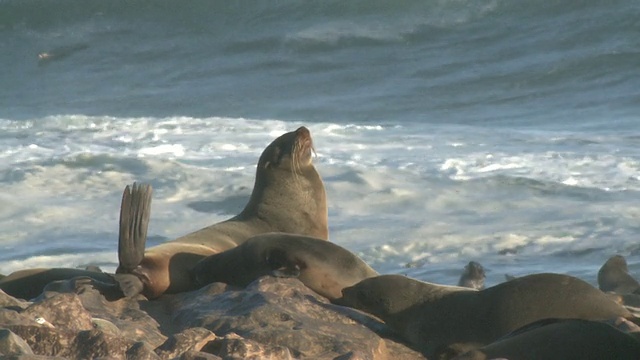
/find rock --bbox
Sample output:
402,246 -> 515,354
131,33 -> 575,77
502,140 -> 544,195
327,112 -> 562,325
0,309 -> 38,327
1,355 -> 67,359
179,351 -> 223,360
23,294 -> 93,332
38,277 -> 166,347
125,341 -> 161,360
7,325 -> 141,359
201,332 -> 293,359
0,290 -> 30,309
0,328 -> 34,355
72,329 -> 136,359
0,272 -> 427,359
167,276 -> 422,359
155,327 -> 217,359
7,325 -> 74,356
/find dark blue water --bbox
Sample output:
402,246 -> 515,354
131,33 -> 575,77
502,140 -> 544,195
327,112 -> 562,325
1,0 -> 639,128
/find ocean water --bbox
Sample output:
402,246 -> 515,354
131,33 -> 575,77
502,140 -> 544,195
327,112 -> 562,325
1,0 -> 640,288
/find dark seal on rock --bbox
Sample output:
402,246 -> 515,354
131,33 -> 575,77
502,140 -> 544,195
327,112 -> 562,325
337,273 -> 636,357
452,318 -> 640,360
191,232 -> 378,300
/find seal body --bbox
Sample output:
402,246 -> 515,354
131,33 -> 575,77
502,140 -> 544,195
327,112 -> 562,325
453,318 -> 640,360
191,232 -> 378,300
337,273 -> 634,357
598,255 -> 640,294
0,268 -> 115,300
118,127 -> 328,298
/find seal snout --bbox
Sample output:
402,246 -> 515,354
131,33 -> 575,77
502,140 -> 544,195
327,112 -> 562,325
295,126 -> 310,139
294,126 -> 314,158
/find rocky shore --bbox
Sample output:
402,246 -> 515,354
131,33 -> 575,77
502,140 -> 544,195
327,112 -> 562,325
0,275 -> 425,359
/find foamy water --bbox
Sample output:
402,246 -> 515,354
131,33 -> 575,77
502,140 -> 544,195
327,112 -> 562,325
2,116 -> 640,288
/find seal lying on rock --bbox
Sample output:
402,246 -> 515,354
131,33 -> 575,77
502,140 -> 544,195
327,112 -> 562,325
191,232 -> 378,301
336,273 -> 637,357
451,318 -> 640,360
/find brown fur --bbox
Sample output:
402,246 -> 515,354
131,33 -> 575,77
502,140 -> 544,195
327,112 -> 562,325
337,273 -> 635,357
118,127 -> 328,298
191,232 -> 378,300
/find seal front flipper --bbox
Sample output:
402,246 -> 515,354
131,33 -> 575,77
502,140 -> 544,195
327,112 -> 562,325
115,182 -> 152,297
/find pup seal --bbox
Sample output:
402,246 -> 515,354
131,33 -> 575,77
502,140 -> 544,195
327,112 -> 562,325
457,261 -> 485,290
598,255 -> 640,294
336,273 -> 635,357
453,318 -> 640,360
116,126 -> 328,299
191,232 -> 378,301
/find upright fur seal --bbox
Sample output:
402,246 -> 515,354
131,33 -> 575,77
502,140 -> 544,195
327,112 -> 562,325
457,261 -> 485,290
337,273 -> 635,357
191,232 -> 378,300
598,255 -> 640,294
0,127 -> 328,300
452,318 -> 640,360
117,126 -> 328,299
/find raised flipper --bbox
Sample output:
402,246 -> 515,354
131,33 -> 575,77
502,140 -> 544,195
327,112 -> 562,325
117,183 -> 152,271
114,182 -> 152,297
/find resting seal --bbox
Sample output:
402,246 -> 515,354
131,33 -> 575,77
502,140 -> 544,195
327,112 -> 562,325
116,126 -> 328,299
0,268 -> 116,300
453,318 -> 640,360
457,261 -> 485,290
598,255 -> 640,294
191,232 -> 378,300
337,273 -> 635,357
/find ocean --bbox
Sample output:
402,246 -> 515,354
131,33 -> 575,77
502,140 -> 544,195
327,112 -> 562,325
1,0 -> 640,288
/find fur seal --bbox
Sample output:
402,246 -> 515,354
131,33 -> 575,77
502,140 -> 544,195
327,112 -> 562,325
452,318 -> 640,360
336,273 -> 636,357
190,232 -> 378,300
457,261 -> 485,290
0,126 -> 327,300
0,268 -> 117,300
117,126 -> 328,299
598,255 -> 640,294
